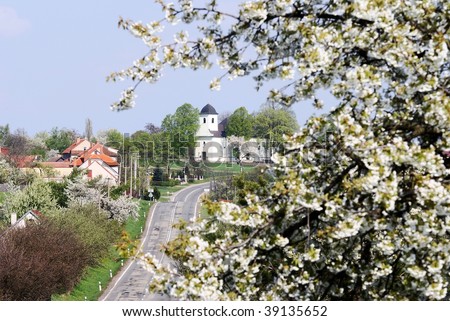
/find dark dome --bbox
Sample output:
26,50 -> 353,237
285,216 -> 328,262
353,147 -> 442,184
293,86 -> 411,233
200,104 -> 218,115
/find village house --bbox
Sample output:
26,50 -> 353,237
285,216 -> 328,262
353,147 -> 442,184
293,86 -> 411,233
0,210 -> 42,239
21,139 -> 120,185
9,210 -> 42,230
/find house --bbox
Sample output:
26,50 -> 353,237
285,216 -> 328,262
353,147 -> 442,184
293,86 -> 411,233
194,104 -> 269,163
10,210 -> 42,230
14,155 -> 40,168
22,139 -> 120,185
61,138 -> 118,162
0,146 -> 9,157
0,210 -> 43,239
0,146 -> 39,168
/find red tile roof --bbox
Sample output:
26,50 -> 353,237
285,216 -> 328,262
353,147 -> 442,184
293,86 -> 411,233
15,155 -> 38,168
62,138 -> 87,154
72,158 -> 83,167
0,147 -> 9,156
89,154 -> 119,166
60,139 -> 120,168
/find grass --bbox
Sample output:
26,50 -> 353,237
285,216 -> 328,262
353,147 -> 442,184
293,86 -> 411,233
199,204 -> 209,219
155,179 -> 210,202
52,199 -> 151,301
53,248 -> 123,301
203,162 -> 260,173
0,192 -> 6,204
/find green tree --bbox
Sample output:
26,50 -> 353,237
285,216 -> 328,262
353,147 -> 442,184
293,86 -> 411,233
161,103 -> 199,155
30,131 -> 51,159
131,130 -> 153,159
253,107 -> 299,157
113,0 -> 450,301
1,180 -> 58,219
161,103 -> 199,173
45,127 -> 78,153
97,128 -> 123,147
225,107 -> 254,139
152,165 -> 164,182
47,181 -> 69,207
253,107 -> 299,143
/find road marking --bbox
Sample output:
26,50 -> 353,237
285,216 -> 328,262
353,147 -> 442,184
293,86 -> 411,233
101,202 -> 159,301
182,186 -> 204,202
173,183 -> 209,202
180,185 -> 208,221
160,201 -> 178,265
193,192 -> 205,221
102,184 -> 210,301
139,202 -> 160,254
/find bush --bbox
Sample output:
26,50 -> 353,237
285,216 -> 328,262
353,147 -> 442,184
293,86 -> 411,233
0,221 -> 91,300
141,187 -> 161,201
51,204 -> 121,264
109,184 -> 129,200
47,181 -> 68,207
152,180 -> 180,187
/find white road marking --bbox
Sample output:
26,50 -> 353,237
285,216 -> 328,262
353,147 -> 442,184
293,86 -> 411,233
160,202 -> 178,265
102,183 -> 210,301
101,202 -> 159,301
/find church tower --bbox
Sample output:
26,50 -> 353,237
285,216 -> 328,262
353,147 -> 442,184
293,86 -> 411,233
199,103 -> 218,132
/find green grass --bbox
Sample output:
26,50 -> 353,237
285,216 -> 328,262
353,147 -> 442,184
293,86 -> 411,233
53,248 -> 123,301
199,204 -> 209,219
156,179 -> 210,202
52,200 -> 151,301
0,192 -> 6,204
202,162 -> 262,173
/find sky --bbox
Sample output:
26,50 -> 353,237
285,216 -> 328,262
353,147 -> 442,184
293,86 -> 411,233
0,1 -> 333,137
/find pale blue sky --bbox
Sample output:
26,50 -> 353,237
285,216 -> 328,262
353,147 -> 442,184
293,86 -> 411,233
0,1 -> 331,136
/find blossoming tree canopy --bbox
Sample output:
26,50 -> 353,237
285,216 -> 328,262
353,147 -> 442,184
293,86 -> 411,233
113,1 -> 450,300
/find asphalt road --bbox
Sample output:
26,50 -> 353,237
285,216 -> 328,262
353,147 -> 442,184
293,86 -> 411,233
100,182 -> 209,301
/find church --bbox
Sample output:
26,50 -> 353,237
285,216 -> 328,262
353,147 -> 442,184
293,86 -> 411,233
194,104 -> 269,163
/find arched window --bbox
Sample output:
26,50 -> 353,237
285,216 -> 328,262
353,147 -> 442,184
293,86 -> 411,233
203,118 -> 206,123
212,118 -> 214,123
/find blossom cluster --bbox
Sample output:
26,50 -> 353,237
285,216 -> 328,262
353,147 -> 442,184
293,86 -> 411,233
127,0 -> 450,300
66,180 -> 138,222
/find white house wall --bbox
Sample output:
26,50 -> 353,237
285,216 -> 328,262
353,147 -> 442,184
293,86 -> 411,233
79,160 -> 118,185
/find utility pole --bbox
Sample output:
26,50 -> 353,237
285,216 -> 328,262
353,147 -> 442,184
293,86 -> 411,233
134,155 -> 138,193
129,153 -> 133,196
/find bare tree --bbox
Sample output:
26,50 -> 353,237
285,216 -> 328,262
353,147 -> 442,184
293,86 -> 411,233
4,129 -> 33,166
144,122 -> 161,134
218,111 -> 231,123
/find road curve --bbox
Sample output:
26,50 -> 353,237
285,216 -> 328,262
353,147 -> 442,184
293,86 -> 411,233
100,182 -> 209,301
